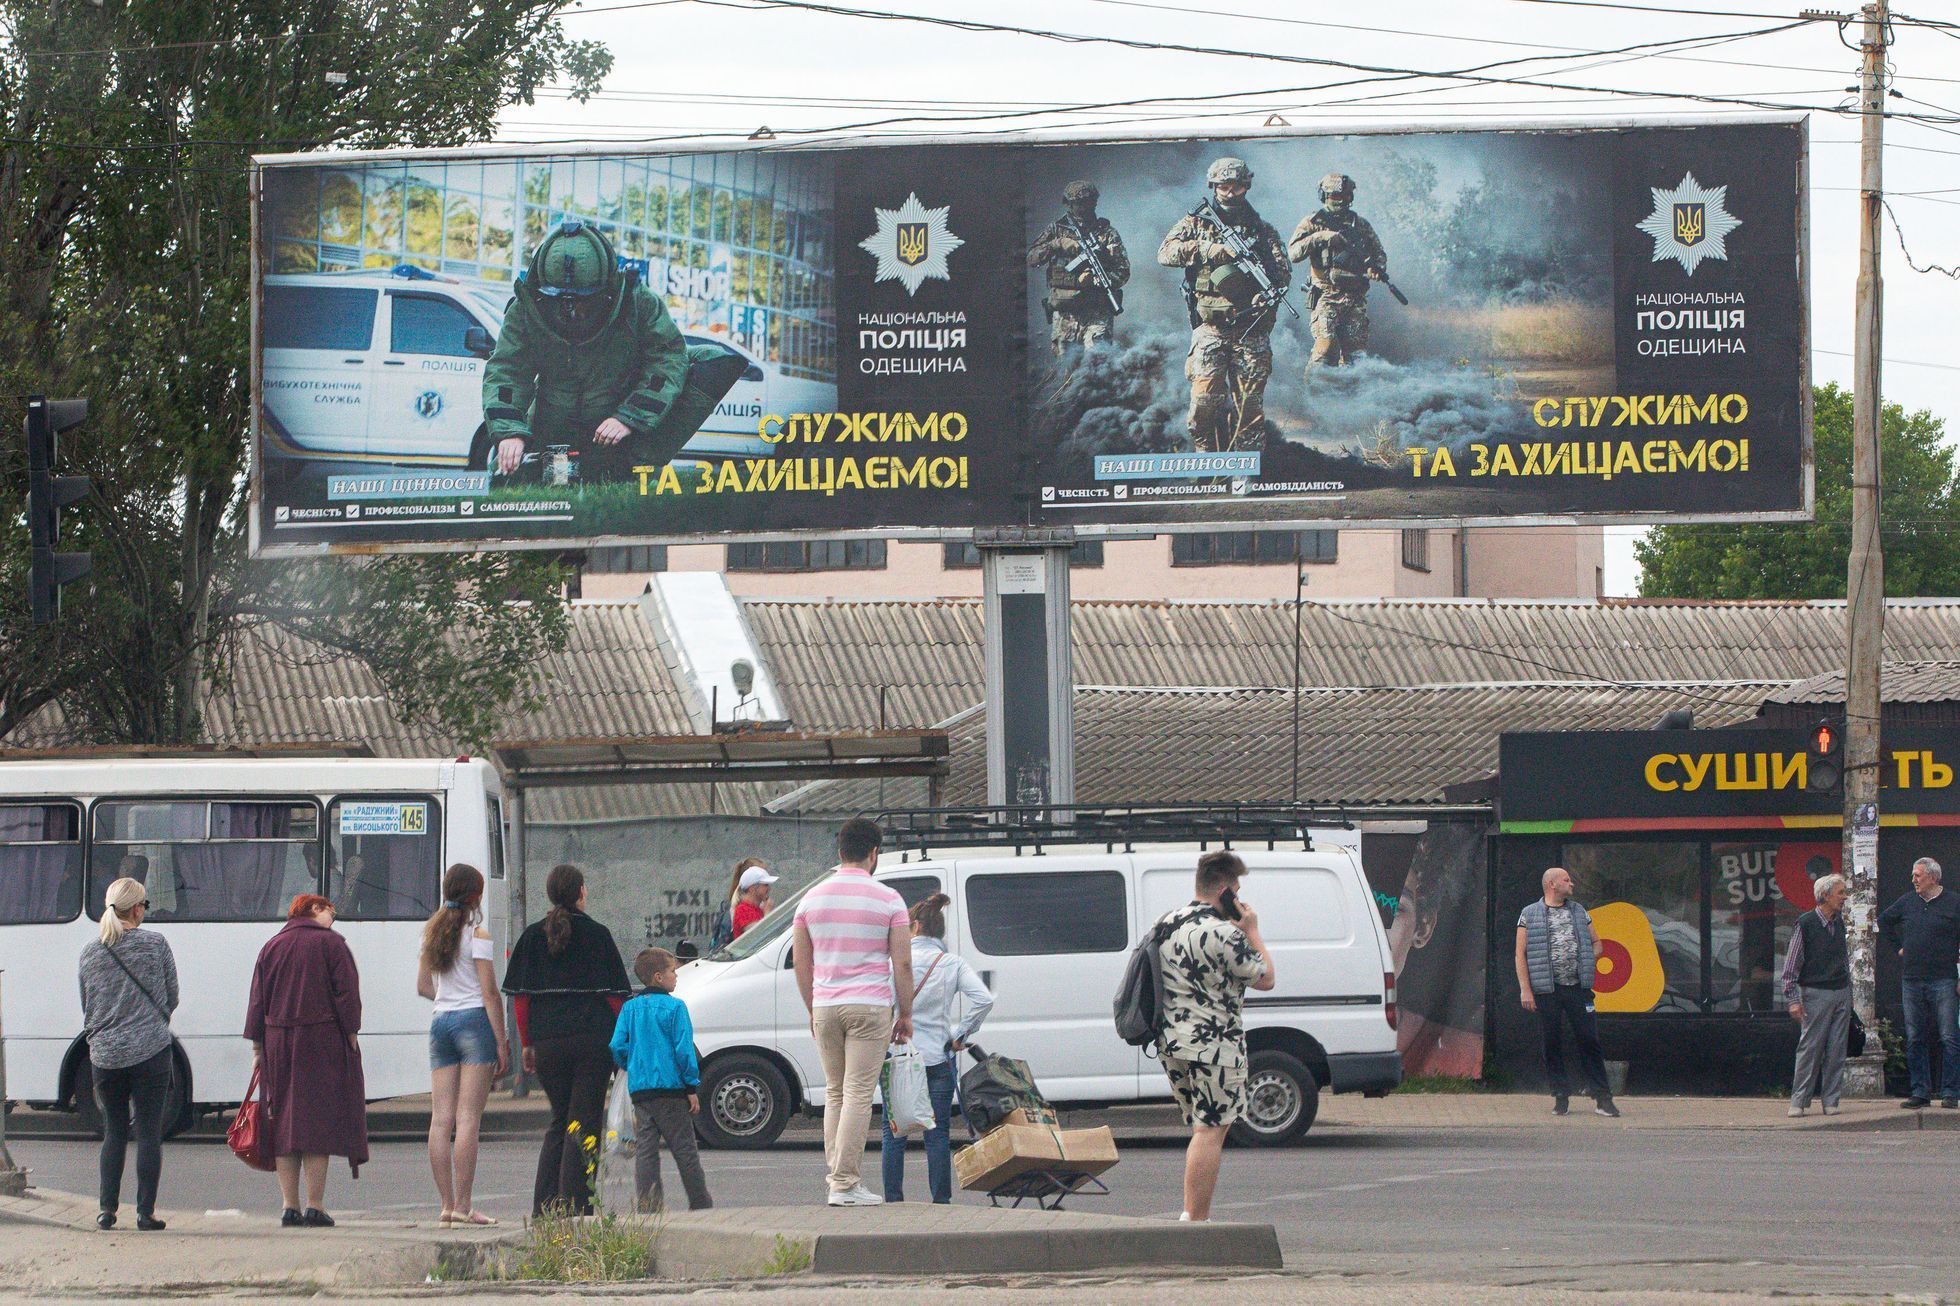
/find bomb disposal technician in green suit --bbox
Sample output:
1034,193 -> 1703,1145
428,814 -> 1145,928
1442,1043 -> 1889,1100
483,219 -> 693,484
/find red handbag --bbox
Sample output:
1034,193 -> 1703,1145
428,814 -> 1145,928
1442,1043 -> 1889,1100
227,1066 -> 277,1172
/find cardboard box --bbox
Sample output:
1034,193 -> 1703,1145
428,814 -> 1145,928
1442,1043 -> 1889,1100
996,1105 -> 1059,1128
954,1123 -> 1119,1193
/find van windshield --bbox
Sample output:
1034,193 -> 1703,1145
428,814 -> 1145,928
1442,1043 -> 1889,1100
708,879 -> 816,962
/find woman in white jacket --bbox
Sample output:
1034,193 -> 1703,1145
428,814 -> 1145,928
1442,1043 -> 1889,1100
880,893 -> 994,1203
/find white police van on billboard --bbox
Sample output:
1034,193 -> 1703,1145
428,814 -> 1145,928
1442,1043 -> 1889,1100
260,265 -> 829,468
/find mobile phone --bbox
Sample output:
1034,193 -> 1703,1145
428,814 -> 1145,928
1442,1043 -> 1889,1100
1218,888 -> 1243,921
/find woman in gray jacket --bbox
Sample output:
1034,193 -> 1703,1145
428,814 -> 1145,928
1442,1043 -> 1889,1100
78,876 -> 180,1230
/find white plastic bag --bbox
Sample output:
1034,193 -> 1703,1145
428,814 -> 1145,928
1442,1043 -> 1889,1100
604,1071 -> 637,1156
882,1043 -> 934,1138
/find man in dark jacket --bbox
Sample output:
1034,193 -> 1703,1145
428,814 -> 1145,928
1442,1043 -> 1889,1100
483,220 -> 737,485
1878,856 -> 1960,1108
1781,873 -> 1850,1116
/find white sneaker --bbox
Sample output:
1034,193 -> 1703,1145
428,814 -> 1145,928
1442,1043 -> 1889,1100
1821,1104 -> 1840,1115
1787,1105 -> 1808,1117
826,1184 -> 884,1207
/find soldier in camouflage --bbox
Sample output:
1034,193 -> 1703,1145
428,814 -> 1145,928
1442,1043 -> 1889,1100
1027,180 -> 1131,355
1157,157 -> 1291,453
1289,172 -> 1388,369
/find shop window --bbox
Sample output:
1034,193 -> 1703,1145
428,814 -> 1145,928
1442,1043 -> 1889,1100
1562,841 -> 1702,1013
1710,840 -> 1836,1013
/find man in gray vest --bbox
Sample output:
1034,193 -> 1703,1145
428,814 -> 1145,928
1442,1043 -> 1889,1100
1515,867 -> 1619,1117
1781,873 -> 1850,1116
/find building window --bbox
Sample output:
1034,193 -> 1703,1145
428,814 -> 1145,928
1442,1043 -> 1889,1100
1170,531 -> 1338,566
1401,528 -> 1430,572
942,541 -> 1106,569
1563,841 -> 1702,1014
727,539 -> 887,572
586,545 -> 667,574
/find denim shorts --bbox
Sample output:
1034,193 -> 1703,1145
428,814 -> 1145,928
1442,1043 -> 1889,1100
430,1006 -> 498,1069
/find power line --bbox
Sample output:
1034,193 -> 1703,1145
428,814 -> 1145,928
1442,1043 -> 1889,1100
1882,199 -> 1960,277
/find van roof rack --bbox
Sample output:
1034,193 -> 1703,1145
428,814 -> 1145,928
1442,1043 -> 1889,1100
869,803 -> 1365,857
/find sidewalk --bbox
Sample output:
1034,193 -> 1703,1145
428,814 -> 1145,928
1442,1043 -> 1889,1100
0,1182 -> 1276,1292
11,1088 -> 1944,1141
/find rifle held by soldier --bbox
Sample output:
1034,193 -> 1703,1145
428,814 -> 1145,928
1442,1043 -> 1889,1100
1194,196 -> 1298,324
1058,213 -> 1124,316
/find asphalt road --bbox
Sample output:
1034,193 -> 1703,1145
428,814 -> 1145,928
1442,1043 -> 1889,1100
12,1118 -> 1958,1298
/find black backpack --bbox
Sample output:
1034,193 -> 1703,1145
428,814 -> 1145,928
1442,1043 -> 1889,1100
1113,917 -> 1177,1054
957,1045 -> 1051,1136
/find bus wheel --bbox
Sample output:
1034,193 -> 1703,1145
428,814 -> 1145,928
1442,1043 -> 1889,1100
697,1053 -> 791,1150
72,1048 -> 194,1141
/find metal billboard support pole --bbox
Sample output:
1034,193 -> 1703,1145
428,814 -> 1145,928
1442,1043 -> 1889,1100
506,787 -> 531,1099
979,529 -> 1076,815
1839,0 -> 1890,1097
1,971 -> 25,1195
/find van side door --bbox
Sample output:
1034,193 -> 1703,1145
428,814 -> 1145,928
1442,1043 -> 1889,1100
952,856 -> 1140,1103
372,290 -> 489,461
261,284 -> 379,455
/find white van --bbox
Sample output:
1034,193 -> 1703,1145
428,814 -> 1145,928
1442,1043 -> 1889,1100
259,267 -> 833,467
675,845 -> 1401,1149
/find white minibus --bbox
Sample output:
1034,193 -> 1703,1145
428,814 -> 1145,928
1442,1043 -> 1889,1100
0,755 -> 506,1134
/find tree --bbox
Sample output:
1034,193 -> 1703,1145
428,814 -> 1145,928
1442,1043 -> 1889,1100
0,0 -> 611,745
1637,384 -> 1960,600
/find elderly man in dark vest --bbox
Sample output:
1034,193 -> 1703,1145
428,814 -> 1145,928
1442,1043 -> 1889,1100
1515,867 -> 1620,1117
1781,873 -> 1851,1116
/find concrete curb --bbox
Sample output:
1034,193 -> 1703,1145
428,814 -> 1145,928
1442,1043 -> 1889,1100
652,1205 -> 1282,1280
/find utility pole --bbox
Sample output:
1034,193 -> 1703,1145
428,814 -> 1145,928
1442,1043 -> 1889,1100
1840,0 -> 1889,1096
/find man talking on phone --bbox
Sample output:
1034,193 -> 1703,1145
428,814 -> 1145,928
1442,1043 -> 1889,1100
1152,850 -> 1276,1222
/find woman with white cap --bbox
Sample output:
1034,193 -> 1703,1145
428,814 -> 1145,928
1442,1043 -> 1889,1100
731,861 -> 779,941
78,876 -> 180,1230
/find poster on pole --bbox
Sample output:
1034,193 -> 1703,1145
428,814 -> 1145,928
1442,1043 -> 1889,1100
249,116 -> 1808,556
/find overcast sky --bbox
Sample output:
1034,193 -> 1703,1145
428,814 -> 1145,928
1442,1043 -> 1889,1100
496,0 -> 1960,595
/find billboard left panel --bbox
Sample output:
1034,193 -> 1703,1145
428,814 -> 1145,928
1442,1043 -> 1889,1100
251,150 -> 847,553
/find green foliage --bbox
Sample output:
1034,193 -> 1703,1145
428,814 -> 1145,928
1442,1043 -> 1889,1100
495,1210 -> 658,1283
0,0 -> 609,745
1392,1073 -> 1493,1095
1637,384 -> 1959,600
764,1235 -> 812,1276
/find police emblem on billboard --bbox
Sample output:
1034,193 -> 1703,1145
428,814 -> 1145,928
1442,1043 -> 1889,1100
1673,202 -> 1705,247
1637,172 -> 1740,275
414,390 -> 444,420
896,222 -> 928,266
859,192 -> 963,295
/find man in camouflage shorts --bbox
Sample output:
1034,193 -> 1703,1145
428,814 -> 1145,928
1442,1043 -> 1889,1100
1154,850 -> 1276,1221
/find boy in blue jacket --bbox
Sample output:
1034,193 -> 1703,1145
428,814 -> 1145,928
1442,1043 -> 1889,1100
610,948 -> 712,1212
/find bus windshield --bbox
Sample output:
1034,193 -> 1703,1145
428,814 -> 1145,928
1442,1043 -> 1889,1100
708,879 -> 816,963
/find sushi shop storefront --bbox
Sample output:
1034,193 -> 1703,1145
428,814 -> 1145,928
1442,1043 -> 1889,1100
1487,726 -> 1960,1095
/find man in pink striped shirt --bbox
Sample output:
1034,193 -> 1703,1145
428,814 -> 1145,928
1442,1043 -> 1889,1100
793,818 -> 914,1206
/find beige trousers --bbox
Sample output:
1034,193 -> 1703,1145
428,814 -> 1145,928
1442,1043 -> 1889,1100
812,1003 -> 894,1193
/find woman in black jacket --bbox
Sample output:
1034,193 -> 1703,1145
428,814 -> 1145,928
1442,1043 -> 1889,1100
502,864 -> 631,1215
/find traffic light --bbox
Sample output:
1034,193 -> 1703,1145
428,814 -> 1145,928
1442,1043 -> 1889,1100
1806,718 -> 1842,793
25,395 -> 91,625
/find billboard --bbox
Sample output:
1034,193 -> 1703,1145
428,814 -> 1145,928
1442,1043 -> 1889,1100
249,117 -> 1808,555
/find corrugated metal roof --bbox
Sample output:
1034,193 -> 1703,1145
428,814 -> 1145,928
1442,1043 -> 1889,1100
744,596 -> 1960,730
776,680 -> 1779,814
1763,660 -> 1960,707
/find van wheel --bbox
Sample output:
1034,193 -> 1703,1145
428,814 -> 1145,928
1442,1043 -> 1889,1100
697,1053 -> 791,1150
1230,1050 -> 1319,1146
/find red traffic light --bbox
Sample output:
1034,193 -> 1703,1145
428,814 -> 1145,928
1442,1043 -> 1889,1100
1811,722 -> 1837,755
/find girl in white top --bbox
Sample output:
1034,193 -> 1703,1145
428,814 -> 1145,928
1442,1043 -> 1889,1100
416,863 -> 508,1226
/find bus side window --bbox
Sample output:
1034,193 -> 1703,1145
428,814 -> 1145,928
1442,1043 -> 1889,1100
329,795 -> 442,920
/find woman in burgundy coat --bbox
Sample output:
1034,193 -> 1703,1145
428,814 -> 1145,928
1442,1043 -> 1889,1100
244,894 -> 368,1226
